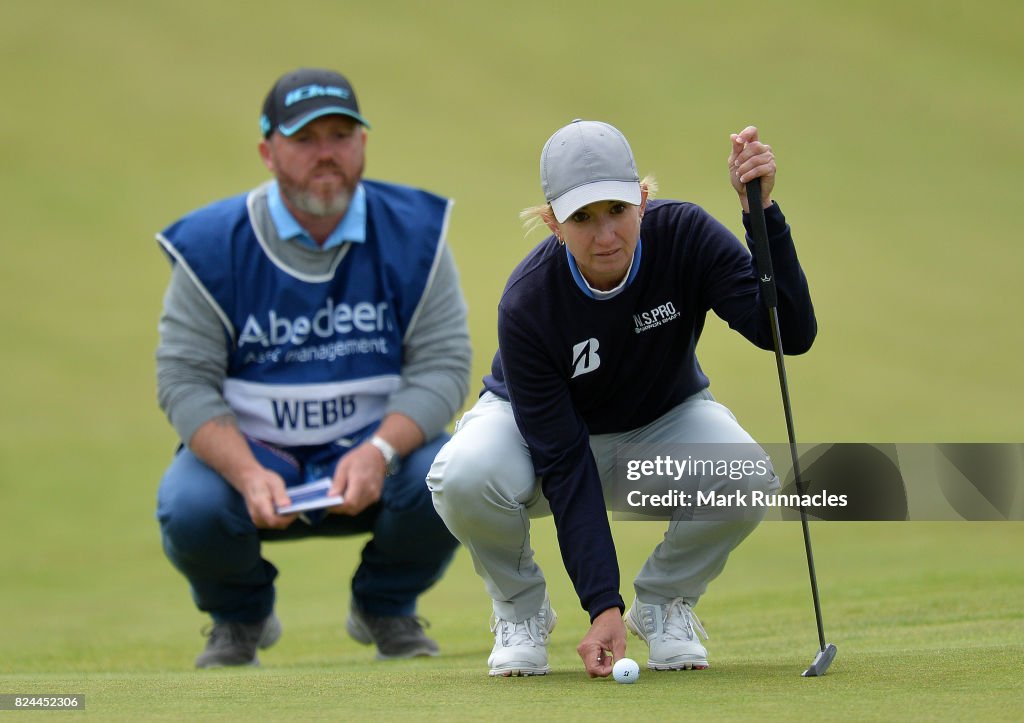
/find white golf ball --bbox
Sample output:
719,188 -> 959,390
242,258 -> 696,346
612,657 -> 640,684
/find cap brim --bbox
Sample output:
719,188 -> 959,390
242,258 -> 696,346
550,180 -> 641,223
278,107 -> 371,135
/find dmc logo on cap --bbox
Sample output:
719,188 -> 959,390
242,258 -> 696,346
285,84 -> 351,107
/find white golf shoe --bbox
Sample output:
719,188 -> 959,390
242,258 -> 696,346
487,597 -> 557,677
625,597 -> 709,670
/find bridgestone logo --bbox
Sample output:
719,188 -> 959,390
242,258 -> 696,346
571,338 -> 601,378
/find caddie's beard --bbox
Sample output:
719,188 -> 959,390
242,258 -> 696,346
280,181 -> 351,217
278,163 -> 362,217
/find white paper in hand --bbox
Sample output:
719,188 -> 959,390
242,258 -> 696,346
276,477 -> 343,515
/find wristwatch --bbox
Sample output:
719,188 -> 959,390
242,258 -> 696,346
369,435 -> 401,476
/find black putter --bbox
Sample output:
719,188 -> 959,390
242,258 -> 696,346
746,176 -> 837,677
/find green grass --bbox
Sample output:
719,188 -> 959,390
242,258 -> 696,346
1,0 -> 1023,719
1,523 -> 1022,720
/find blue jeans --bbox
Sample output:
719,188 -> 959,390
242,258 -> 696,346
157,435 -> 458,623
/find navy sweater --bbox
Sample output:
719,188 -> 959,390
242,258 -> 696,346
482,199 -> 816,621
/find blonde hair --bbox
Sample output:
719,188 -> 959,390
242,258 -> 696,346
519,175 -> 659,235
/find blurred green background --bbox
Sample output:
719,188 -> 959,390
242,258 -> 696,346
1,0 -> 1021,717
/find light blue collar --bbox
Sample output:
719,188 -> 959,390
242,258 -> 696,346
267,180 -> 367,250
566,239 -> 643,299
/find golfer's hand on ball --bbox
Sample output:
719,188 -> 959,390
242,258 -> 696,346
577,607 -> 627,678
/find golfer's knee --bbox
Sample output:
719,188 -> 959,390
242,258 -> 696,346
429,438 -> 531,514
717,445 -> 779,496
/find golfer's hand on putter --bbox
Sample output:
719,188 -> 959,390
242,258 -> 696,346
728,125 -> 776,212
328,442 -> 386,515
577,607 -> 627,678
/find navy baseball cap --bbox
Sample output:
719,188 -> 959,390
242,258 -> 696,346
260,68 -> 371,138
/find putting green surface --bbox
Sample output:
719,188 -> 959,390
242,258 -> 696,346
2,523 -> 1022,720
1,0 -> 1021,719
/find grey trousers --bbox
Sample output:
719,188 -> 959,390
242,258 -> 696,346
427,390 -> 779,622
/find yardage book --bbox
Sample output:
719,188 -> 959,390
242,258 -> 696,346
275,477 -> 343,515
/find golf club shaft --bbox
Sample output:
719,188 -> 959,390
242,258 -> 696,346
746,176 -> 828,652
767,305 -> 827,651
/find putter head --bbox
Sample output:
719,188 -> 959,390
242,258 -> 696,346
801,643 -> 837,677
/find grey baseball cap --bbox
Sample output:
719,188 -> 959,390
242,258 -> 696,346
540,119 -> 640,223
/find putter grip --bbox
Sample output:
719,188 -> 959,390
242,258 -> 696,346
746,176 -> 778,309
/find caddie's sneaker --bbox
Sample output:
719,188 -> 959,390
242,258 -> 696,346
625,597 -> 709,670
195,613 -> 282,669
346,600 -> 440,659
488,597 -> 557,677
